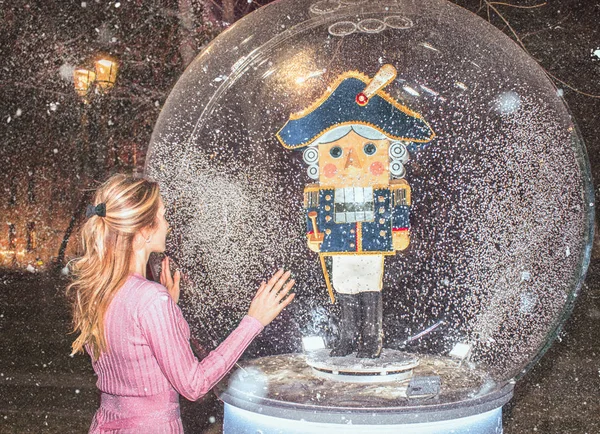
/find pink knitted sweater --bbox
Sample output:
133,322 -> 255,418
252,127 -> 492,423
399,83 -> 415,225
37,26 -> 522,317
87,273 -> 263,433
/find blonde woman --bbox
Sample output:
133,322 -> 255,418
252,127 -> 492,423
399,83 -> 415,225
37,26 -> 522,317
67,174 -> 295,433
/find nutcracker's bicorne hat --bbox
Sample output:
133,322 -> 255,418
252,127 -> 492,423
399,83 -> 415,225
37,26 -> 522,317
276,64 -> 435,151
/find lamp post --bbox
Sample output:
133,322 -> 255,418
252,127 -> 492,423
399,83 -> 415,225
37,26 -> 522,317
71,56 -> 119,170
56,56 -> 119,269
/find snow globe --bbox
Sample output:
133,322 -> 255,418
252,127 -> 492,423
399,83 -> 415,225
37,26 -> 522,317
145,0 -> 594,432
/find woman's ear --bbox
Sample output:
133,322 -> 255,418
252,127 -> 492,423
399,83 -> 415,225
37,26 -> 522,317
132,231 -> 147,249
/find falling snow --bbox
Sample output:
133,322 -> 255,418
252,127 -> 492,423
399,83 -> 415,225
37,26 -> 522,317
1,0 -> 599,431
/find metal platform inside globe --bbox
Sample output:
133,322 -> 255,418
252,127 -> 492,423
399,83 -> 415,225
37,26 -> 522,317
305,348 -> 419,382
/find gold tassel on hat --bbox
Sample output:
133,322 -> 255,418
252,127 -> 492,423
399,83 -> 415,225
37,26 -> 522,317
356,64 -> 398,106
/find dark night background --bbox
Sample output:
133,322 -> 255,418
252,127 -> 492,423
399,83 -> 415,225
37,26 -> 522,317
1,0 -> 599,432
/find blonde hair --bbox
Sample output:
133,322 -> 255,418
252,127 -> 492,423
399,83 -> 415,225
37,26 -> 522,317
67,174 -> 160,360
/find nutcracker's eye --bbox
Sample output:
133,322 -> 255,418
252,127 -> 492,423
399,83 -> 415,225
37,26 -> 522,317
363,143 -> 377,156
329,146 -> 343,159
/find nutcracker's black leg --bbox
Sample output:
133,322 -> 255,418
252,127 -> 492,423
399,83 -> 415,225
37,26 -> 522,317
356,291 -> 383,359
330,293 -> 360,357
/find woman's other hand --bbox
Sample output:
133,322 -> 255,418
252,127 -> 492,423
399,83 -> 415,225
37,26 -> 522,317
247,269 -> 295,327
160,256 -> 181,304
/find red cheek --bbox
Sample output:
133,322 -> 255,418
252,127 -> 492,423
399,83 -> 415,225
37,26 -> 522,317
323,163 -> 337,178
370,161 -> 385,176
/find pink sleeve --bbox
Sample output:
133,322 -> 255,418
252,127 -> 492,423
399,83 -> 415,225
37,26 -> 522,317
139,294 -> 263,401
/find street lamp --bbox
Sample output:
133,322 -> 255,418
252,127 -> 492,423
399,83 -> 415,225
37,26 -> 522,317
94,58 -> 118,92
72,57 -> 118,101
73,68 -> 96,99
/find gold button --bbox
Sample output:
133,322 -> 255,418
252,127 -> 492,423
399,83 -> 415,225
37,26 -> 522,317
325,205 -> 331,211
350,229 -> 355,234
325,195 -> 332,201
325,229 -> 331,235
379,207 -> 385,213
325,215 -> 332,222
380,230 -> 386,237
378,196 -> 385,202
379,218 -> 385,224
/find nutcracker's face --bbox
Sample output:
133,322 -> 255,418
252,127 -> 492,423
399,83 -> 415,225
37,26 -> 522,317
318,130 -> 390,188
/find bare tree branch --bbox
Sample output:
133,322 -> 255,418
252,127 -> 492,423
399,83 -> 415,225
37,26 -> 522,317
482,0 -> 600,98
543,70 -> 600,99
488,2 -> 546,9
486,1 -> 528,51
204,0 -> 224,13
223,0 -> 235,24
179,0 -> 198,67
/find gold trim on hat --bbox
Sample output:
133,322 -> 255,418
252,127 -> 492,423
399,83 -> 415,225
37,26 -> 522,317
276,69 -> 436,149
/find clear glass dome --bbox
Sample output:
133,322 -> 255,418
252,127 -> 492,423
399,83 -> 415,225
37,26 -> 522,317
146,0 -> 594,396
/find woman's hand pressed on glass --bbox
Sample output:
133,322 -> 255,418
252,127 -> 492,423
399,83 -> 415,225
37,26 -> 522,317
247,269 -> 295,327
160,256 -> 181,304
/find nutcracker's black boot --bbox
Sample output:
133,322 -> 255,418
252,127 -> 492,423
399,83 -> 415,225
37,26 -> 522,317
330,293 -> 360,357
356,291 -> 383,359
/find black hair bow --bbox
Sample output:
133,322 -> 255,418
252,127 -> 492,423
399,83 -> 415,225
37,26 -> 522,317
86,203 -> 106,218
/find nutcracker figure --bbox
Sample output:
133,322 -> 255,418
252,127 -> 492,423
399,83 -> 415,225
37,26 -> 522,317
277,65 -> 435,358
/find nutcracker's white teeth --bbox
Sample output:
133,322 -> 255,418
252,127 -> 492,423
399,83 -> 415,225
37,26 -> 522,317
334,187 -> 374,223
334,187 -> 373,204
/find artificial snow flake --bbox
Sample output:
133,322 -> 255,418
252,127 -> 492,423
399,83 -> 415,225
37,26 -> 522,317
59,63 -> 75,81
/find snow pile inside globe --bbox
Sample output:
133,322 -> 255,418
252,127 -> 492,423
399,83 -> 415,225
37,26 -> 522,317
145,0 -> 594,396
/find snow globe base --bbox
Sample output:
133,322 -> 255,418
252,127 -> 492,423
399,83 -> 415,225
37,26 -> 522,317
305,348 -> 419,383
218,353 -> 514,434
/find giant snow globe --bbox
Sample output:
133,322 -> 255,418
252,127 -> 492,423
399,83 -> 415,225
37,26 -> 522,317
145,0 -> 594,432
